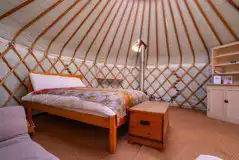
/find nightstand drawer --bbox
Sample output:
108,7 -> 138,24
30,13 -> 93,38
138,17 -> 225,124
130,111 -> 163,123
129,121 -> 163,141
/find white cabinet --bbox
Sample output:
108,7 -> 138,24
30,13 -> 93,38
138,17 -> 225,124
226,89 -> 239,123
207,84 -> 239,124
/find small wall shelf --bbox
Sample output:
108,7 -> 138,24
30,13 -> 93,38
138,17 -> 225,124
96,77 -> 124,83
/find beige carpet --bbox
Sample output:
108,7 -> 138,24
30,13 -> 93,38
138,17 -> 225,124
32,108 -> 239,160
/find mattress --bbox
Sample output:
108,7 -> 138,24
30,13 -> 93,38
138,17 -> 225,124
22,87 -> 149,121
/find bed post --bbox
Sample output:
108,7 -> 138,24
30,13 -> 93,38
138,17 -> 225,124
109,116 -> 117,153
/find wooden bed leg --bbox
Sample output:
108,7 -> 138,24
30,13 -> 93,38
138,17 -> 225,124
27,106 -> 35,133
109,116 -> 117,153
27,107 -> 33,123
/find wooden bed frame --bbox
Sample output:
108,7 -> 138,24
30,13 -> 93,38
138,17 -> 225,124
23,72 -> 128,153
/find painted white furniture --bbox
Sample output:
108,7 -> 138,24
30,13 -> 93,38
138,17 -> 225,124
207,84 -> 239,124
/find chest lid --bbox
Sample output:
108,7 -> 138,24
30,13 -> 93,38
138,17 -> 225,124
130,101 -> 169,114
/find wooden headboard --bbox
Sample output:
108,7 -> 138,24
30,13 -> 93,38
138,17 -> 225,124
28,72 -> 83,93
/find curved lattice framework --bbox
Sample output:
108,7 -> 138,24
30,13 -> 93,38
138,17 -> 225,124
0,0 -> 238,109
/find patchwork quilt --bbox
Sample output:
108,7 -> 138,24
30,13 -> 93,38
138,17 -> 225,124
22,87 -> 149,123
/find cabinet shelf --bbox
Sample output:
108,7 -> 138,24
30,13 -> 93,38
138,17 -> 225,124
214,71 -> 239,75
214,62 -> 239,67
214,51 -> 239,59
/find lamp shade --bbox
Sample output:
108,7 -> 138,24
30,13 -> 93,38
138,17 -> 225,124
132,39 -> 147,53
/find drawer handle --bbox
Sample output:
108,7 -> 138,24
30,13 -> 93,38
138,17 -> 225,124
224,100 -> 229,103
140,120 -> 150,126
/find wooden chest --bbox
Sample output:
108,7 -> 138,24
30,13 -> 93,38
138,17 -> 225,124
128,101 -> 169,150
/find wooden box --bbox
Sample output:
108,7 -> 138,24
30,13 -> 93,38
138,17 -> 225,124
128,101 -> 169,150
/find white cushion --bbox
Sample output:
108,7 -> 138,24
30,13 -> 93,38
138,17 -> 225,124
0,106 -> 28,142
196,155 -> 222,160
30,73 -> 85,91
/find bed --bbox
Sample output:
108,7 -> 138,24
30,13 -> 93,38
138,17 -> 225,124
22,72 -> 148,153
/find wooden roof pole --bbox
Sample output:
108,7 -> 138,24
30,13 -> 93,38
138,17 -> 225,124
104,0 -> 130,65
44,0 -> 92,72
132,0 -> 145,66
227,0 -> 239,12
57,1 -> 103,74
155,0 -> 159,66
184,0 -> 210,63
93,0 -> 125,64
194,0 -> 222,45
72,1 -> 111,59
175,0 -> 196,64
145,0 -> 151,66
82,0 -> 118,62
168,0 -> 182,66
60,1 -> 102,57
12,0 -> 64,42
162,0 -> 170,66
125,0 -> 141,66
114,0 -> 136,64
31,0 -> 82,50
46,1 -> 92,55
30,0 -> 82,73
0,0 -> 35,21
207,0 -> 238,40
10,0 -> 64,72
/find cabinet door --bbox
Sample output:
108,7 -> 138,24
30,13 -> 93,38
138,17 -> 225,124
207,88 -> 225,121
225,89 -> 239,124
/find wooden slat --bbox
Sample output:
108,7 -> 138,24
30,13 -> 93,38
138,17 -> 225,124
0,0 -> 35,20
83,0 -> 119,62
155,0 -> 159,65
175,0 -> 195,64
12,0 -> 64,42
168,0 -> 182,66
94,0 -> 125,64
227,0 -> 239,12
146,0 -> 151,66
162,0 -> 170,65
31,0 -> 81,50
72,1 -> 111,59
194,0 -> 222,45
114,0 -> 136,64
125,0 -> 141,65
133,0 -> 146,66
184,0 -> 210,62
104,0 -> 130,65
46,0 -> 92,54
60,1 -> 102,57
207,0 -> 238,40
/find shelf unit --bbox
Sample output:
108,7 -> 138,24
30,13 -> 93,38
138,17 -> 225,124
212,41 -> 239,77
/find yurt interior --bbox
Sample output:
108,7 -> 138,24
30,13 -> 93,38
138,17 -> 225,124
0,0 -> 239,160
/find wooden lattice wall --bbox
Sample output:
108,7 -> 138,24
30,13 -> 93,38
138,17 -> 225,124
0,0 -> 238,109
0,38 -> 211,110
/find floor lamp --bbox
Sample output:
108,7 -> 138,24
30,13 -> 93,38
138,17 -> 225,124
132,39 -> 147,92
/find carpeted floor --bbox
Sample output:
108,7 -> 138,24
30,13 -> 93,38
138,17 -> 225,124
32,108 -> 239,160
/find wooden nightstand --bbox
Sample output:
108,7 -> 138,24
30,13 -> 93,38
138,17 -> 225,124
128,101 -> 169,150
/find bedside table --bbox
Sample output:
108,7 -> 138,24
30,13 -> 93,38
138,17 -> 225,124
128,101 -> 169,150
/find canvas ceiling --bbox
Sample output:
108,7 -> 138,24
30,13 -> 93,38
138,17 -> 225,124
0,0 -> 238,66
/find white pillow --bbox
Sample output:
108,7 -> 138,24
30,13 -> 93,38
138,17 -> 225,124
30,73 -> 85,91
